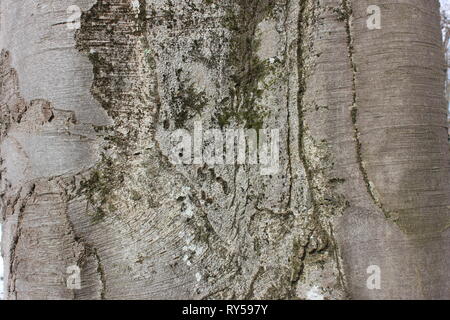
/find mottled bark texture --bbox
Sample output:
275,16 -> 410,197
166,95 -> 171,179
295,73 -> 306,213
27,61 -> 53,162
0,0 -> 449,299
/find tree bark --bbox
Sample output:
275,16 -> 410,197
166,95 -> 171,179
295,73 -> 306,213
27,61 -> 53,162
1,0 -> 449,300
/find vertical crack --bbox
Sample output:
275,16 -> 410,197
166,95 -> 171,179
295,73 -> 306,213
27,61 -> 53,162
93,248 -> 106,300
297,0 -> 316,215
295,0 -> 349,298
328,222 -> 348,298
284,0 -> 294,209
7,183 -> 35,298
293,0 -> 319,297
341,0 -> 390,219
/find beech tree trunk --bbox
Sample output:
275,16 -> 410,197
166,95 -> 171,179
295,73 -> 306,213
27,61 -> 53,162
1,0 -> 449,300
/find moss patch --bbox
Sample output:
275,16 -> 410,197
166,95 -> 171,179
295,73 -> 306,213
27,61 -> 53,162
171,80 -> 208,129
214,0 -> 277,130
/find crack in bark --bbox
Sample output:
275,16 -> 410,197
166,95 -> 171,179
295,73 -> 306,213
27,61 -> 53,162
93,248 -> 107,300
7,183 -> 35,298
284,0 -> 294,209
56,176 -> 107,300
341,0 -> 390,219
294,0 -> 321,298
295,0 -> 349,298
297,0 -> 316,218
328,222 -> 348,298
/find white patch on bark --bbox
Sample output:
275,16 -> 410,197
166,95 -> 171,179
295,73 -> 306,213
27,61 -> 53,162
306,286 -> 324,300
131,0 -> 140,11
